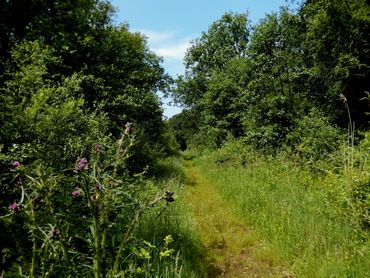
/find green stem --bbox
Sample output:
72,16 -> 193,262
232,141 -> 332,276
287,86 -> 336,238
112,210 -> 141,274
112,196 -> 162,274
30,208 -> 37,278
93,218 -> 102,278
113,134 -> 134,179
100,224 -> 108,275
82,175 -> 102,278
45,192 -> 69,262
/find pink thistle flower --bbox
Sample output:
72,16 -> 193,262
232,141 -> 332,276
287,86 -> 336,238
11,161 -> 21,171
12,161 -> 21,168
95,182 -> 102,190
9,202 -> 20,213
75,158 -> 88,171
72,187 -> 82,198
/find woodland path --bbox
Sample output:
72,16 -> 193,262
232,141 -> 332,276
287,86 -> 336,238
182,155 -> 292,278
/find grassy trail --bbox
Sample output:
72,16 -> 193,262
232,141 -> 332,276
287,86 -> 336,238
182,155 -> 290,278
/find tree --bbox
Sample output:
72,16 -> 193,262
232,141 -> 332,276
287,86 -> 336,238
0,0 -> 171,173
172,12 -> 251,146
243,8 -> 307,148
174,12 -> 250,107
299,0 -> 370,128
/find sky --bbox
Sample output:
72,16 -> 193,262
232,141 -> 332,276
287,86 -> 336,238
110,0 -> 296,118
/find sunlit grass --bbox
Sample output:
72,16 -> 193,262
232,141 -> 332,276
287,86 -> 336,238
133,149 -> 369,277
180,152 -> 289,277
195,149 -> 370,277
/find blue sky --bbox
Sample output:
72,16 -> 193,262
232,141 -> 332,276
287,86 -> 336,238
110,0 -> 296,117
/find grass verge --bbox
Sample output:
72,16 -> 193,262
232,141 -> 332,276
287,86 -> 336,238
194,145 -> 370,277
134,156 -> 206,277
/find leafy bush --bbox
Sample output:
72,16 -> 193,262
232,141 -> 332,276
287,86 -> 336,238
286,108 -> 345,162
0,3 -> 177,277
211,138 -> 257,168
0,41 -> 109,170
0,132 -> 172,277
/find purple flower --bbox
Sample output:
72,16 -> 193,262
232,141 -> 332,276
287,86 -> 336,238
95,182 -> 102,190
72,187 -> 82,198
9,202 -> 20,213
75,158 -> 88,171
95,144 -> 103,152
11,161 -> 21,171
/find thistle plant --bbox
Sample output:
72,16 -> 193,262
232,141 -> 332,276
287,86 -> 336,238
1,125 -> 174,277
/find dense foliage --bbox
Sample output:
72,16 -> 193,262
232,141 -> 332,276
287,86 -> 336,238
0,0 -> 179,276
171,0 -> 370,150
1,0 -> 370,276
0,0 -> 171,173
169,1 -> 370,275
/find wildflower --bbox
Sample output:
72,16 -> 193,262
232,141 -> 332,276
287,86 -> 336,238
12,161 -> 21,168
9,202 -> 20,213
75,158 -> 88,171
72,187 -> 82,198
95,144 -> 103,152
11,161 -> 21,171
164,235 -> 173,244
95,182 -> 102,190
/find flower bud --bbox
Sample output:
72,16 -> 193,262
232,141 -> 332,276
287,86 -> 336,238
9,202 -> 20,213
75,158 -> 88,171
72,187 -> 82,198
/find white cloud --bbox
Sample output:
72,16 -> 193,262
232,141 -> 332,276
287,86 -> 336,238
153,41 -> 190,60
135,29 -> 176,43
133,29 -> 193,116
133,29 -> 197,77
134,29 -> 193,61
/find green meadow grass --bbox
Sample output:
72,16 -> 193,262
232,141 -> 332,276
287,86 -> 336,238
195,148 -> 370,278
134,157 -> 206,277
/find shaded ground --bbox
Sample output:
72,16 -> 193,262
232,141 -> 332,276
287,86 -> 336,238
183,156 -> 292,278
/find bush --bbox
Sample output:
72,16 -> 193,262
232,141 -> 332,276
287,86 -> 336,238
0,133 -> 172,277
211,138 -> 258,168
286,108 -> 345,162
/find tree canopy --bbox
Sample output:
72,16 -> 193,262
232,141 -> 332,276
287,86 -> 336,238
0,0 -> 172,173
170,0 -> 370,150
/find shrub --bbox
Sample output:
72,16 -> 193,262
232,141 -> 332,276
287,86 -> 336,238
0,132 -> 172,277
286,108 -> 345,162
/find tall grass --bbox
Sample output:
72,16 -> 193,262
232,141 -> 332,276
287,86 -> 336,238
134,157 -> 206,277
195,141 -> 370,277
